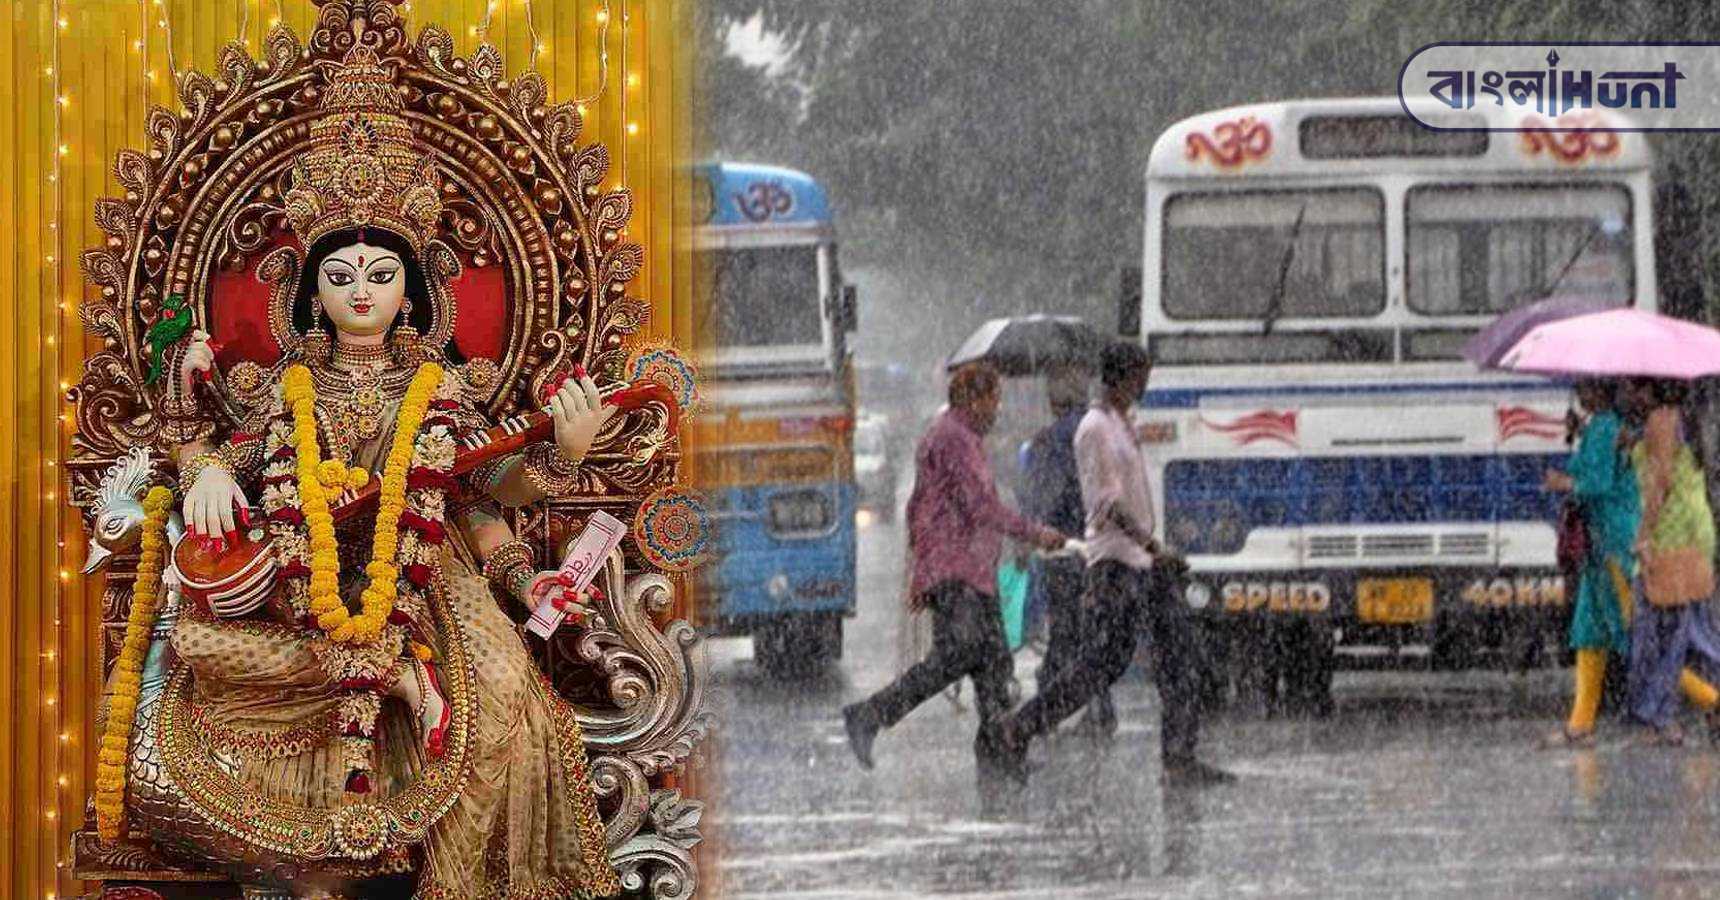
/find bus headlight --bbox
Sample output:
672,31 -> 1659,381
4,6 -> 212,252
1184,581 -> 1213,610
768,489 -> 833,535
766,573 -> 791,601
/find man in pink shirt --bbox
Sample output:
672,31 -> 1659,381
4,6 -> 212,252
990,342 -> 1233,787
843,363 -> 1066,775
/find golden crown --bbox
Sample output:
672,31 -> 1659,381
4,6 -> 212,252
283,45 -> 444,254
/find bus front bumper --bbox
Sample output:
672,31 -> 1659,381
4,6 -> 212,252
1180,567 -> 1568,628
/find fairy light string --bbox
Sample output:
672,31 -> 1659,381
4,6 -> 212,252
155,0 -> 181,87
524,0 -> 544,69
621,0 -> 635,149
573,0 -> 612,109
472,0 -> 495,40
137,0 -> 149,107
48,0 -> 70,891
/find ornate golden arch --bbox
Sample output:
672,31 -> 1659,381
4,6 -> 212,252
69,1 -> 707,896
75,0 -> 654,455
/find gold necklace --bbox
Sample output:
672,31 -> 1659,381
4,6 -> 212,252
331,341 -> 392,369
310,345 -> 413,462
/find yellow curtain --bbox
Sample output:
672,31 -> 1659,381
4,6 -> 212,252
0,1 -> 691,896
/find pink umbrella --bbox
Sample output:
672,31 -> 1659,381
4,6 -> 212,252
1499,308 -> 1720,379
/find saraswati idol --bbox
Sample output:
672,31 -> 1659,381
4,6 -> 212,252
71,3 -> 707,898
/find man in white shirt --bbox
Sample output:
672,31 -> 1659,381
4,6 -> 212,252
986,341 -> 1232,787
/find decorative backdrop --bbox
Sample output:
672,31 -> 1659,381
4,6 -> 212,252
0,1 -> 693,896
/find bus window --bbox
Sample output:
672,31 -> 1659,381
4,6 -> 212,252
1299,114 -> 1488,159
700,245 -> 824,347
1406,184 -> 1633,316
1148,329 -> 1394,365
1162,188 -> 1385,321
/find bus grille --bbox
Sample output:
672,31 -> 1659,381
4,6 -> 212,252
1362,534 -> 1435,558
1437,532 -> 1492,558
1307,534 -> 1358,560
1302,531 -> 1492,562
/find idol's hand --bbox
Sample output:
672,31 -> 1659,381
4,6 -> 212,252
525,570 -> 603,623
184,464 -> 249,548
180,329 -> 217,390
550,367 -> 618,464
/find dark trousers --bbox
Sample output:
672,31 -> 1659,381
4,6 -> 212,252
1010,560 -> 1202,761
1037,555 -> 1115,726
855,580 -> 1015,732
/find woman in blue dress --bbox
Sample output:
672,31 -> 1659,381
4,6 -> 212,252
1544,379 -> 1641,746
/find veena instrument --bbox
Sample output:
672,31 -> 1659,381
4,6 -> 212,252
175,380 -> 678,615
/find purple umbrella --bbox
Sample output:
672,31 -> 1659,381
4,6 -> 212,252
1463,295 -> 1622,368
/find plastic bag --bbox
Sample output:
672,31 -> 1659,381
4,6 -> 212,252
997,557 -> 1030,650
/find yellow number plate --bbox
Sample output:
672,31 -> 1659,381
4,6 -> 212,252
1357,578 -> 1434,624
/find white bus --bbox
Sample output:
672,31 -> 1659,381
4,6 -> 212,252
1131,97 -> 1656,707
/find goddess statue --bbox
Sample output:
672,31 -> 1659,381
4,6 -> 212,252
68,4 -> 707,897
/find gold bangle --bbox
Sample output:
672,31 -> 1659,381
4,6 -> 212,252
163,412 -> 217,445
177,452 -> 231,498
161,344 -> 217,442
521,443 -> 583,497
481,539 -> 536,598
468,452 -> 520,495
503,566 -> 537,601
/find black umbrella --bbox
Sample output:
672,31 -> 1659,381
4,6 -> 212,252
945,315 -> 1107,376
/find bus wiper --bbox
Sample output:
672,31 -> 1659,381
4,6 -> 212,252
1530,221 -> 1601,305
1263,202 -> 1308,337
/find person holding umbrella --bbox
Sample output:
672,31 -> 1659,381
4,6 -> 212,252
1018,366 -> 1116,735
1493,305 -> 1720,745
1542,378 -> 1641,747
841,362 -> 1068,778
1623,378 -> 1720,744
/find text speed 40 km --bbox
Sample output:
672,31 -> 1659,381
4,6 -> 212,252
1215,575 -> 1566,618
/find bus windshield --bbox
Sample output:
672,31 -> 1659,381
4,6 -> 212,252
1407,183 -> 1632,316
1162,188 -> 1385,321
700,245 -> 824,348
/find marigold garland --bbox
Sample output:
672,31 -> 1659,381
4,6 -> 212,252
95,485 -> 174,840
282,362 -> 443,644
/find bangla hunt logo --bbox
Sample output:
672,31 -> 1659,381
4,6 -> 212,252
1399,43 -> 1720,131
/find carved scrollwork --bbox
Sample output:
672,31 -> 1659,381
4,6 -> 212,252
612,789 -> 704,900
559,555 -> 709,890
221,173 -> 293,262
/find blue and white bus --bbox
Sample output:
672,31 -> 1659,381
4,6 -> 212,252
691,162 -> 860,677
1130,98 -> 1655,702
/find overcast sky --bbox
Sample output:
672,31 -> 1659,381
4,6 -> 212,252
724,11 -> 792,75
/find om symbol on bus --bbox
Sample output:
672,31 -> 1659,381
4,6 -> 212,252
1185,115 -> 1273,169
734,180 -> 796,222
1518,112 -> 1620,164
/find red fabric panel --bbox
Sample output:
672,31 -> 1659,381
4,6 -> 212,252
447,261 -> 508,362
208,234 -> 297,367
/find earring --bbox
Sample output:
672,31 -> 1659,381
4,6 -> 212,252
391,298 -> 424,366
303,302 -> 332,362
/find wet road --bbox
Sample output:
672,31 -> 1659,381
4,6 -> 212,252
707,512 -> 1720,899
